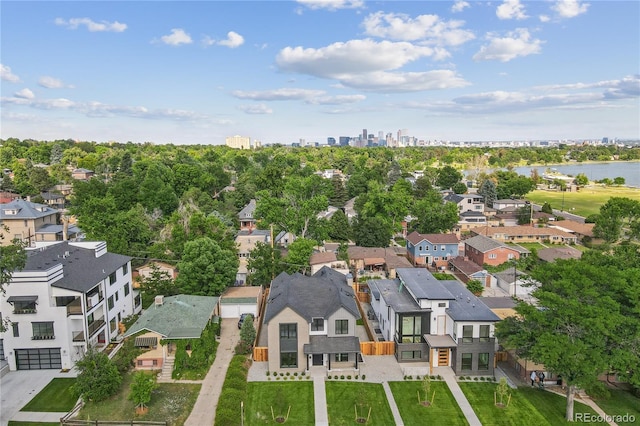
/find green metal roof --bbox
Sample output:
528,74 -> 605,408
220,297 -> 257,304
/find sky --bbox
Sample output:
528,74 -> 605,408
1,0 -> 639,145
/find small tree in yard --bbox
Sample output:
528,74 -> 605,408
495,377 -> 511,408
466,279 -> 484,296
236,315 -> 256,355
419,374 -> 435,406
129,371 -> 157,414
73,348 -> 122,402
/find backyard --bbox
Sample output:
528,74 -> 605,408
389,380 -> 468,425
325,382 -> 395,426
245,381 -> 315,425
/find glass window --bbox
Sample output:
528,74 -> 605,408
280,352 -> 297,368
280,324 -> 297,339
479,325 -> 490,342
109,272 -> 117,285
110,317 -> 117,333
124,283 -> 130,296
108,296 -> 114,310
311,318 -> 324,332
335,353 -> 349,362
438,302 -> 446,308
13,300 -> 36,313
462,325 -> 473,343
400,316 -> 422,343
115,291 -> 119,302
12,322 -> 19,337
478,353 -> 490,370
134,294 -> 141,307
335,319 -> 348,335
488,253 -> 497,259
122,263 -> 128,275
32,322 -> 54,339
401,350 -> 421,360
462,353 -> 473,370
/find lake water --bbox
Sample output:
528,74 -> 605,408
488,162 -> 640,188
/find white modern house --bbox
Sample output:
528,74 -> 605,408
0,241 -> 141,371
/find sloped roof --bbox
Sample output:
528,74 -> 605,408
537,246 -> 582,262
1,199 -> 57,220
406,231 -> 459,245
238,199 -> 256,219
464,235 -> 505,252
550,221 -> 595,237
309,251 -> 338,265
263,266 -> 360,323
448,256 -> 484,275
472,225 -> 575,239
124,294 -> 218,339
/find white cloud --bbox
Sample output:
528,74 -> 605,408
218,31 -> 244,48
535,75 -> 640,100
336,70 -> 469,92
539,15 -> 551,22
306,94 -> 366,105
160,29 -> 193,46
361,12 -> 475,46
14,88 -> 34,99
451,1 -> 470,13
54,17 -> 127,32
38,76 -> 70,89
238,104 -> 273,114
473,29 -> 543,62
232,88 -> 326,101
1,64 -> 20,82
296,0 -> 364,11
552,0 -> 589,18
496,0 -> 528,20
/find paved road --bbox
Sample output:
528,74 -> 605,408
532,203 -> 586,223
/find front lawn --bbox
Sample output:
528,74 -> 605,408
517,387 -> 607,425
77,373 -> 200,425
20,378 -> 77,412
389,381 -> 468,425
245,381 -> 314,425
326,382 -> 394,426
593,389 -> 640,420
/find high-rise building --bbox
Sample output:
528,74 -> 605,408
362,129 -> 367,141
226,135 -> 251,149
327,137 -> 336,145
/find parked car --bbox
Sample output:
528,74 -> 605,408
238,313 -> 253,329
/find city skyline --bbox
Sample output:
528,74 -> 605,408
1,0 -> 639,145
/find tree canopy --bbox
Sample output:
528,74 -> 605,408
176,237 -> 238,296
72,348 -> 122,402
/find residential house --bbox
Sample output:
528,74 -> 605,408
1,199 -> 58,246
133,262 -> 178,288
549,220 -> 595,243
448,257 -> 491,287
492,199 -> 527,211
238,199 -> 257,231
309,252 -> 349,276
405,231 -> 461,270
235,229 -> 271,285
0,241 -> 141,371
123,294 -> 218,370
347,246 -> 412,279
444,193 -> 485,214
343,197 -> 358,221
260,267 -> 361,372
493,211 -> 555,227
463,235 -> 528,267
471,225 -> 578,244
40,192 -> 66,210
493,269 -> 537,303
368,268 -> 500,375
0,191 -> 19,204
71,168 -> 95,181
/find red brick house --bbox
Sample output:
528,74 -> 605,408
463,234 -> 529,267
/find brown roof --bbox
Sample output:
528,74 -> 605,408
537,247 -> 583,262
347,246 -> 412,269
550,221 -> 595,237
406,231 -> 459,245
309,251 -> 338,265
472,225 -> 575,239
221,286 -> 262,299
448,256 -> 483,275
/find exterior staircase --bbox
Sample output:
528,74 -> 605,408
157,356 -> 175,382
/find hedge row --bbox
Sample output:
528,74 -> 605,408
214,355 -> 251,425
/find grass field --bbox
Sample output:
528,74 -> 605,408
389,381 -> 468,425
527,186 -> 640,218
325,382 -> 395,426
593,389 -> 640,420
20,378 -> 77,412
245,381 -> 315,425
8,422 -> 59,426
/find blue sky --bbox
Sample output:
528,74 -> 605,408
1,0 -> 639,145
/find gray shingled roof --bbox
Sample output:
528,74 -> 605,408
20,241 -> 131,293
464,235 -> 504,253
368,279 -> 423,312
238,199 -> 256,219
397,268 -> 455,300
1,199 -> 57,220
443,280 -> 501,322
263,266 -> 360,323
124,294 -> 219,339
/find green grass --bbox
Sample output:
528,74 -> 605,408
527,186 -> 640,218
326,382 -> 395,426
517,387 -> 608,425
245,381 -> 315,425
77,373 -> 200,425
507,242 -> 548,251
8,422 -> 59,426
593,389 -> 640,420
389,381 -> 468,426
20,378 -> 77,412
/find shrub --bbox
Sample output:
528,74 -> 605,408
294,372 -> 298,377
355,375 -> 359,379
362,375 -> 366,380
301,371 -> 306,376
280,372 -> 284,377
266,371 -> 270,376
437,375 -> 442,380
286,372 -> 290,376
473,377 -> 479,381
340,375 -> 345,380
347,375 -> 352,380
273,371 -> 278,377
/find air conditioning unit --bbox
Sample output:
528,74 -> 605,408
155,295 -> 164,306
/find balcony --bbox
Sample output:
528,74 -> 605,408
72,330 -> 85,342
32,335 -> 55,340
67,298 -> 83,316
86,292 -> 104,310
87,319 -> 106,337
13,308 -> 37,314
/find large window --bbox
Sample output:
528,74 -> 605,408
109,272 -> 117,285
461,353 -> 473,370
12,322 -> 19,337
122,263 -> 128,275
479,325 -> 490,342
13,300 -> 37,314
280,352 -> 297,368
478,353 -> 490,370
335,319 -> 348,335
335,353 -> 348,362
108,296 -> 114,310
32,322 -> 54,339
401,350 -> 421,360
462,325 -> 473,343
279,323 -> 297,368
311,318 -> 324,332
400,315 -> 422,343
280,324 -> 297,339
124,283 -> 130,296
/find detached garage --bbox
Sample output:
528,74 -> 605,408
219,286 -> 262,318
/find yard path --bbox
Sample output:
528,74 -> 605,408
184,318 -> 239,426
382,381 -> 404,425
313,376 -> 329,426
439,368 -> 482,426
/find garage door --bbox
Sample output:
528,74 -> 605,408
16,348 -> 62,370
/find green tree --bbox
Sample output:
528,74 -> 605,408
613,176 -> 626,186
284,238 -> 316,274
49,143 -> 64,164
72,348 -> 122,402
329,175 -> 349,207
466,279 -> 484,295
138,264 -> 179,307
436,165 -> 463,190
494,171 -> 536,199
516,204 -> 532,226
128,371 -> 157,410
352,216 -> 392,247
327,210 -> 352,242
413,175 -> 433,198
238,314 -> 256,353
176,237 -> 238,296
247,241 -> 285,286
411,189 -> 460,234
541,202 -> 553,214
593,197 -> 640,242
574,173 -> 589,186
452,182 -> 468,194
386,160 -> 402,186
477,179 -> 497,207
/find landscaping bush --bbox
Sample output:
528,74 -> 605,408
361,375 -> 366,380
172,321 -> 219,379
214,355 -> 251,426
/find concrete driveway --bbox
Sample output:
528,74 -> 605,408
0,368 -> 78,426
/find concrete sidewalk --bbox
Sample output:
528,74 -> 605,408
184,318 -> 240,426
313,376 -> 329,426
438,368 -> 482,426
382,381 -> 404,426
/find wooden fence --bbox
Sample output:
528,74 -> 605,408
356,292 -> 370,303
253,346 -> 268,362
359,341 -> 395,356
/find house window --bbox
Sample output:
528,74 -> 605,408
478,353 -> 490,370
462,325 -> 473,343
280,323 -> 297,339
462,353 -> 473,370
280,352 -> 297,368
110,317 -> 117,333
479,325 -> 490,342
124,283 -> 130,296
134,295 -> 141,307
109,272 -> 117,285
438,302 -> 446,308
122,263 -> 128,275
13,300 -> 37,314
401,350 -> 421,360
507,253 -> 515,260
434,257 -> 439,261
32,322 -> 54,339
115,291 -> 119,302
399,315 -> 422,343
108,296 -> 114,310
12,322 -> 19,337
488,253 -> 497,259
441,246 -> 445,250
335,320 -> 349,335
335,353 -> 348,362
311,318 -> 324,332
419,246 -> 423,251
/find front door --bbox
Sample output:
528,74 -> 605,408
312,354 -> 323,366
438,348 -> 449,366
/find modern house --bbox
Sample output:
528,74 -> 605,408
238,199 -> 257,231
405,231 -> 460,269
123,294 -> 218,371
260,267 -> 361,373
0,241 -> 141,371
463,234 -> 528,267
368,268 -> 500,376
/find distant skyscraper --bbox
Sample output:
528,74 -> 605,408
362,129 -> 367,141
327,137 -> 336,145
226,135 -> 251,149
339,136 -> 350,146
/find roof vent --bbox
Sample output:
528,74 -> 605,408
155,295 -> 165,306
